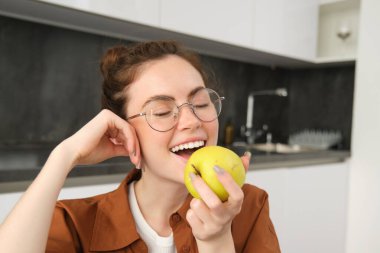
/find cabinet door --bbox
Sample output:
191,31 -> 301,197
284,162 -> 348,253
160,0 -> 254,47
247,162 -> 348,253
38,0 -> 160,27
252,0 -> 319,60
246,168 -> 288,248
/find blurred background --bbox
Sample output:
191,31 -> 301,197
0,0 -> 379,252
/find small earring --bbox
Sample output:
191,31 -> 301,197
136,162 -> 145,172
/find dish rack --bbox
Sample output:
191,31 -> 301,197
288,129 -> 342,150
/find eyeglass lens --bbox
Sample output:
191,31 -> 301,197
144,88 -> 222,132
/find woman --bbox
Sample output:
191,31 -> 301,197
0,41 -> 280,252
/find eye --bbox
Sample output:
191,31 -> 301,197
153,110 -> 173,118
194,102 -> 210,109
146,99 -> 176,118
151,105 -> 175,118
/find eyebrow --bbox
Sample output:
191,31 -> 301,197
141,86 -> 205,108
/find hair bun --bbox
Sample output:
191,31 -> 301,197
100,45 -> 128,81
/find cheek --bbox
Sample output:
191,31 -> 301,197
130,121 -> 151,151
206,121 -> 219,144
135,124 -> 171,152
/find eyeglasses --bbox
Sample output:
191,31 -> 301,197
127,88 -> 225,132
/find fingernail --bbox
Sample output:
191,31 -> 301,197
132,150 -> 136,157
189,172 -> 197,181
213,165 -> 224,174
244,151 -> 252,158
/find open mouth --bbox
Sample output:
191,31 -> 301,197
170,140 -> 205,160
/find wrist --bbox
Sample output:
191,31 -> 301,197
51,140 -> 78,173
196,229 -> 235,253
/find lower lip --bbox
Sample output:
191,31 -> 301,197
171,152 -> 189,164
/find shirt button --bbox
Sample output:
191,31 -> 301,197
172,213 -> 181,223
181,245 -> 190,253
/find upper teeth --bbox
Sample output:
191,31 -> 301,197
171,141 -> 205,153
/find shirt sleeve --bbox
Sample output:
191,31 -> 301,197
45,205 -> 82,253
243,193 -> 281,253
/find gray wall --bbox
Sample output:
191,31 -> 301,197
0,15 -> 354,150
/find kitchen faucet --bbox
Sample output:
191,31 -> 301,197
242,88 -> 288,145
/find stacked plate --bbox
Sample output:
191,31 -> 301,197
288,129 -> 342,150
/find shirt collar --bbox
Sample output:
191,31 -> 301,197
89,168 -> 142,252
177,193 -> 192,221
88,168 -> 193,252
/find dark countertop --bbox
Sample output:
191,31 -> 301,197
0,146 -> 350,193
249,150 -> 350,169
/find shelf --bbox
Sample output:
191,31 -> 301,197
320,0 -> 360,12
314,55 -> 356,66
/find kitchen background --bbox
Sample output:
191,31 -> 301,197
0,0 -> 379,253
0,15 -> 354,150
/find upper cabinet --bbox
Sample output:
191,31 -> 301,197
36,0 -> 319,60
38,0 -> 161,27
160,0 -> 254,48
251,0 -> 319,61
160,0 -> 319,61
0,0 -> 358,67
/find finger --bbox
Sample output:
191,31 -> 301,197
111,144 -> 130,157
186,208 -> 204,229
214,166 -> 244,207
109,115 -> 140,164
101,135 -> 129,158
107,126 -> 119,139
123,125 -> 141,166
75,110 -> 112,143
241,151 -> 251,172
109,137 -> 123,145
189,198 -> 212,224
190,173 -> 222,210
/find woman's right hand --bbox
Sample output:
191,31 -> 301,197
60,109 -> 141,170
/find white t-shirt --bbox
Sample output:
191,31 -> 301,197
128,182 -> 177,253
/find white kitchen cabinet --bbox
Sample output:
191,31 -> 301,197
160,0 -> 255,48
252,0 -> 319,60
246,161 -> 349,253
0,183 -> 120,223
161,0 -> 319,60
246,167 -> 288,249
37,0 -> 161,27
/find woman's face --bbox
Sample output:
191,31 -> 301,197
126,55 -> 219,185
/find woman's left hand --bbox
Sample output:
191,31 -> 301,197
185,152 -> 251,250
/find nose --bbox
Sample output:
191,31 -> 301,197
176,103 -> 201,130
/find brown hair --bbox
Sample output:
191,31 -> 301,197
100,40 -> 212,119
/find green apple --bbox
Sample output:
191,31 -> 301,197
184,146 -> 246,202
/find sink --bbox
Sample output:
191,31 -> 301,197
252,143 -> 317,153
231,142 -> 318,155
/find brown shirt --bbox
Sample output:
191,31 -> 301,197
46,169 -> 281,253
